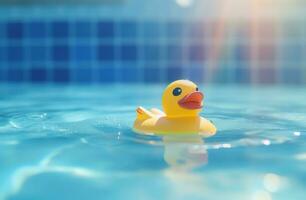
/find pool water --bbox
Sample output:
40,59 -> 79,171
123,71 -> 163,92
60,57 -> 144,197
0,84 -> 305,200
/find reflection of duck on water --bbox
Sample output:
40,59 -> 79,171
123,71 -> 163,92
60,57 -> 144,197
163,135 -> 208,169
133,80 -> 216,168
133,80 -> 216,136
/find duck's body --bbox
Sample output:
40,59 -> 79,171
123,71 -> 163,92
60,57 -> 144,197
133,80 -> 217,137
134,107 -> 216,136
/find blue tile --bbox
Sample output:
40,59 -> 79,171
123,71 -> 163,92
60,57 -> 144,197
282,44 -> 303,61
0,22 -> 4,38
120,67 -> 140,82
234,44 -> 249,61
188,23 -> 206,38
235,60 -> 250,70
52,67 -> 70,83
51,21 -> 69,38
166,22 -> 184,38
167,45 -> 183,60
7,68 -> 24,82
0,69 -> 4,81
0,46 -> 5,62
212,67 -> 231,83
7,46 -> 24,62
235,27 -> 249,42
30,67 -> 47,82
97,21 -> 114,38
29,46 -> 48,61
6,22 -> 24,40
234,67 -> 250,84
52,45 -> 70,61
188,45 -> 205,61
142,22 -> 161,38
74,67 -> 93,83
166,66 -> 184,82
27,22 -> 47,38
74,21 -> 92,38
186,65 -> 205,82
97,44 -> 115,61
119,22 -> 137,38
280,67 -> 302,84
257,45 -> 275,61
73,45 -> 93,61
144,67 -> 161,82
97,66 -> 116,82
257,67 -> 276,84
143,45 -> 161,61
120,45 -> 138,61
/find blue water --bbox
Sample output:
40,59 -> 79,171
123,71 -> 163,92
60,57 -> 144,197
0,84 -> 305,200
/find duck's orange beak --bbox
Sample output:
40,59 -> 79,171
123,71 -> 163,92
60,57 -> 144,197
178,91 -> 203,110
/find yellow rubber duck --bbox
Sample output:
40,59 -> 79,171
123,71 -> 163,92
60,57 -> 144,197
133,80 -> 217,137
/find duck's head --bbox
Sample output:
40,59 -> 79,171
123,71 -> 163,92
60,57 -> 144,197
162,80 -> 204,117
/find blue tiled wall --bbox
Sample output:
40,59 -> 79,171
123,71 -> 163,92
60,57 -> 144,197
0,4 -> 306,84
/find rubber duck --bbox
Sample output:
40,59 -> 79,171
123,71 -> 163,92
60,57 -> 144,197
133,80 -> 217,137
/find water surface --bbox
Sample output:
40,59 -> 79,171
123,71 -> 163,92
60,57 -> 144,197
0,84 -> 305,200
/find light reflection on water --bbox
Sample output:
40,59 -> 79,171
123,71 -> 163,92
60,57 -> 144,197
0,85 -> 305,200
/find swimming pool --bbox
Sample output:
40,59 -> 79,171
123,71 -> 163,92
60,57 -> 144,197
0,84 -> 305,200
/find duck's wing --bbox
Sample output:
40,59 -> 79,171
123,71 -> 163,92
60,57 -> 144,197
199,118 -> 217,137
136,106 -> 154,120
150,108 -> 165,116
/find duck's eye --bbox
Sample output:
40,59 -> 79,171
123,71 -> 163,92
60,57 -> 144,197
172,87 -> 182,96
196,87 -> 199,91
